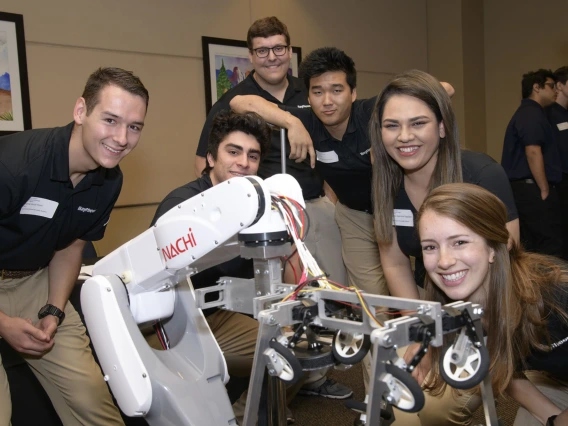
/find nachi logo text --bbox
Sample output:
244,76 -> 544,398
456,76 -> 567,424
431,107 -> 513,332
161,228 -> 197,260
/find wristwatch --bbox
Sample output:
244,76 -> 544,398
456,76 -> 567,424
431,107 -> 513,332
38,304 -> 65,325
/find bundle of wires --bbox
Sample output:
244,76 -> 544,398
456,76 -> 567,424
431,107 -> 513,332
272,195 -> 386,327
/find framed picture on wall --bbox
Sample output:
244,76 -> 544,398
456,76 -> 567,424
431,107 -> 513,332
0,11 -> 31,136
202,36 -> 302,113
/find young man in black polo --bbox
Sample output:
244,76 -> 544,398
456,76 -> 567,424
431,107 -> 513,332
548,66 -> 568,259
152,110 -> 284,423
231,47 -> 387,299
501,69 -> 562,256
0,67 -> 148,425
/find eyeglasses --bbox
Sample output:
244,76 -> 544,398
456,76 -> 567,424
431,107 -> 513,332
252,45 -> 289,58
544,82 -> 556,90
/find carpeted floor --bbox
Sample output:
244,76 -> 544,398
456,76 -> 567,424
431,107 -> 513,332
290,363 -> 520,426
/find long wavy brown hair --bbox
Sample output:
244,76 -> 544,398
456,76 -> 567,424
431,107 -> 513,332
370,70 -> 462,244
416,183 -> 568,396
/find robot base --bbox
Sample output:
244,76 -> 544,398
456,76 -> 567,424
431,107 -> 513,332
81,274 -> 237,425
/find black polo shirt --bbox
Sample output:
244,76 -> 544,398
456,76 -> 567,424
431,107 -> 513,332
395,150 -> 518,286
150,174 -> 254,315
547,102 -> 568,174
196,72 -> 324,200
525,281 -> 568,379
0,122 -> 122,270
281,97 -> 375,213
501,98 -> 562,183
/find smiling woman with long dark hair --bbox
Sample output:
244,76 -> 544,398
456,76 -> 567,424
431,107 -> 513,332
369,69 -> 520,301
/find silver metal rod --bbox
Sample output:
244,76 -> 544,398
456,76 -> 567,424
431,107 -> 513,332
280,128 -> 286,174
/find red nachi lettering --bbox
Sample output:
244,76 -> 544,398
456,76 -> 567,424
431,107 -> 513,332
161,228 -> 197,260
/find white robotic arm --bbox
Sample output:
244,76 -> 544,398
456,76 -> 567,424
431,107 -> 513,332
80,174 -> 303,424
89,174 -> 302,322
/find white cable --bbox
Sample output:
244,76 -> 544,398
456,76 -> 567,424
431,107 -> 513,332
272,198 -> 331,288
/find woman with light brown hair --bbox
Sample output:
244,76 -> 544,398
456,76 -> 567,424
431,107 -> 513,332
411,183 -> 568,426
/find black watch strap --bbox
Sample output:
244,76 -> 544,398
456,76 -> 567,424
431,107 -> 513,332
547,415 -> 557,426
38,304 -> 65,325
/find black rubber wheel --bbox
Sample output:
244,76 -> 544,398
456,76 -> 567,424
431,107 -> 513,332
268,340 -> 303,385
439,342 -> 490,390
331,330 -> 371,365
384,363 -> 425,413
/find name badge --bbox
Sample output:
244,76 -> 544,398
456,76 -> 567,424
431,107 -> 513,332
316,150 -> 339,164
557,122 -> 568,131
393,209 -> 414,227
20,197 -> 59,218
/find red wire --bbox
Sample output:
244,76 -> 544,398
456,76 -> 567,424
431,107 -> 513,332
154,324 -> 166,350
288,260 -> 298,284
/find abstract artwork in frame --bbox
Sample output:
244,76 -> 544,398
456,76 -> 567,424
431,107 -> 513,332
202,36 -> 301,113
0,11 -> 31,136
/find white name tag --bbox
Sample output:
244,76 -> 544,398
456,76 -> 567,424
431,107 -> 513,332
557,122 -> 568,131
316,150 -> 339,164
20,197 -> 59,219
393,209 -> 414,227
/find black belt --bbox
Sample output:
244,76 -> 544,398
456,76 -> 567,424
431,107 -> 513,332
1,269 -> 39,279
511,179 -> 558,187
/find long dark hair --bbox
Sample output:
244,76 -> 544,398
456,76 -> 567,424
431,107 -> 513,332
370,70 -> 461,244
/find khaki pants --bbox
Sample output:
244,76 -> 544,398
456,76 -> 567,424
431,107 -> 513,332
393,371 -> 568,426
304,197 -> 348,285
334,202 -> 386,295
0,268 -> 124,426
335,202 -> 387,394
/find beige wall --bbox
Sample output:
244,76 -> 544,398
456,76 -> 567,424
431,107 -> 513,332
426,0 -> 466,146
4,0 -> 430,255
425,0 -> 486,153
484,0 -> 568,161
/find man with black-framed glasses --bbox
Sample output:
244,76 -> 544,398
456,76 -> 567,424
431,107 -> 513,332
501,68 -> 562,255
193,16 -> 352,404
252,44 -> 289,58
